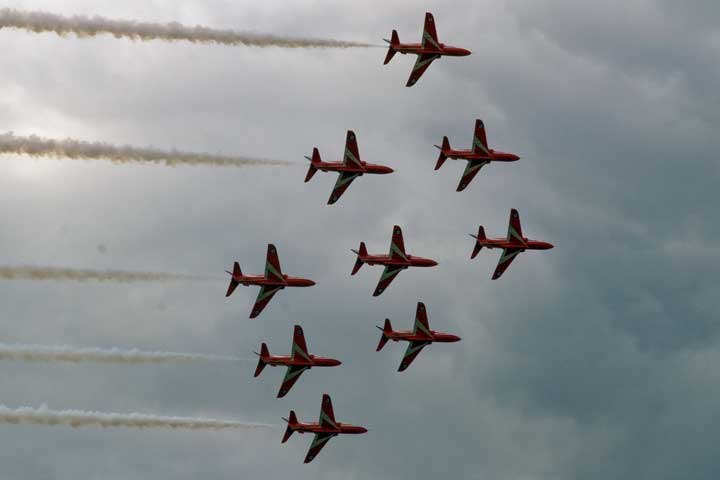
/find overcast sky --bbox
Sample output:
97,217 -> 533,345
0,1 -> 719,479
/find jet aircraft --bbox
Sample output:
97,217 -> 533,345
351,225 -> 438,296
434,119 -> 520,191
254,325 -> 341,398
470,208 -> 554,280
304,130 -> 394,205
225,244 -> 315,318
376,301 -> 460,371
383,12 -> 471,87
282,394 -> 367,463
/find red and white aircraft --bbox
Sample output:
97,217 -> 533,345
383,12 -> 471,87
254,325 -> 341,398
282,393 -> 367,464
304,130 -> 394,205
225,244 -> 315,318
435,119 -> 520,191
376,302 -> 460,372
351,225 -> 438,296
470,209 -> 554,280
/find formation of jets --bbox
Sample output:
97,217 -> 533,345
222,12 -> 553,464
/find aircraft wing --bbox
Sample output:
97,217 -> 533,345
471,119 -> 491,156
413,302 -> 432,338
319,393 -> 338,428
388,225 -> 408,261
373,264 -> 404,296
264,244 -> 284,282
406,53 -> 440,87
456,159 -> 489,192
507,208 -> 524,245
421,12 -> 441,51
291,325 -> 311,361
492,248 -> 523,280
328,171 -> 360,205
277,365 -> 309,398
249,285 -> 282,318
398,340 -> 430,371
343,130 -> 363,168
304,432 -> 337,463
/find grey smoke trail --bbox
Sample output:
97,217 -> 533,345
0,404 -> 272,430
0,132 -> 290,168
0,343 -> 243,364
0,266 -> 215,283
0,8 -> 374,48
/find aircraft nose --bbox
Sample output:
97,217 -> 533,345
382,166 -> 395,174
451,335 -> 462,342
331,359 -> 342,367
543,242 -> 555,250
461,48 -> 472,56
306,279 -> 317,286
428,259 -> 439,267
512,154 -> 521,161
359,427 -> 368,434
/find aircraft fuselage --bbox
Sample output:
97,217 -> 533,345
317,160 -> 394,175
394,43 -> 471,57
230,273 -> 316,288
446,149 -> 520,162
263,354 -> 342,368
477,238 -> 554,251
359,254 -> 438,268
386,330 -> 461,343
292,422 -> 368,435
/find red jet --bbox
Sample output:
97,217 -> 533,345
470,208 -> 554,280
225,244 -> 315,318
435,119 -> 520,191
305,130 -> 394,205
376,302 -> 460,372
383,12 -> 471,87
351,225 -> 438,296
282,393 -> 367,463
254,325 -> 341,398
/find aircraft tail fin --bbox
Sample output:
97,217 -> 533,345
350,242 -> 367,275
375,318 -> 393,351
433,136 -> 451,170
253,343 -> 269,377
470,226 -> 487,259
303,148 -> 321,182
281,411 -> 298,443
383,30 -> 399,64
224,262 -> 242,297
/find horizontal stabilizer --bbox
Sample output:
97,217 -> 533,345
225,262 -> 242,297
254,343 -> 269,377
376,318 -> 393,351
351,242 -> 367,275
434,136 -> 450,170
281,411 -> 298,443
383,30 -> 399,64
470,226 -> 486,259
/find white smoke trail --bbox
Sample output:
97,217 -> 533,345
0,8 -> 374,48
0,343 -> 244,364
0,404 -> 271,430
0,132 -> 290,168
0,266 -> 215,283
